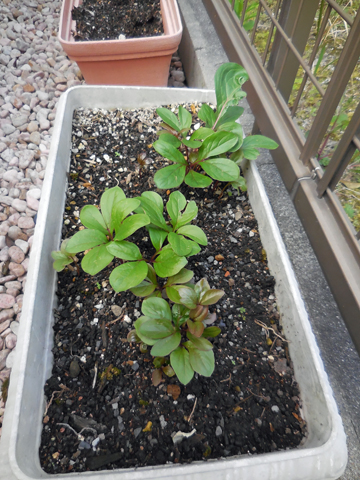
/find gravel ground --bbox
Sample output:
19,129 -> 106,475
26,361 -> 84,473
0,0 -> 185,439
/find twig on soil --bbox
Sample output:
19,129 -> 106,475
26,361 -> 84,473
254,319 -> 288,343
220,373 -> 232,386
44,391 -> 62,417
101,320 -> 108,348
187,397 -> 197,424
92,361 -> 98,390
56,423 -> 84,440
106,314 -> 124,326
247,388 -> 269,402
44,384 -> 70,416
242,347 -> 256,354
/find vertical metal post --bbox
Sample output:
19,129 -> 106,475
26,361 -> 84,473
317,103 -> 360,196
300,9 -> 360,165
267,0 -> 319,103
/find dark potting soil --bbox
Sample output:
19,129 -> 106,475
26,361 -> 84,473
39,104 -> 306,473
72,0 -> 163,41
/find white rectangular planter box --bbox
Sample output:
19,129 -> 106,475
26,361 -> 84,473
0,86 -> 347,480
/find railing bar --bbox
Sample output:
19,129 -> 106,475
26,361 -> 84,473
257,0 -> 325,97
241,0 -> 249,26
231,0 -> 235,11
250,3 -> 262,45
326,0 -> 354,26
301,9 -> 360,165
317,101 -> 360,196
273,0 -> 305,88
262,0 -> 282,66
353,134 -> 360,151
291,4 -> 332,116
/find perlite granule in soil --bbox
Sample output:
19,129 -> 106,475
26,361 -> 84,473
39,104 -> 306,473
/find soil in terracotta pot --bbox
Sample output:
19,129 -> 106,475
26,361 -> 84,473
39,104 -> 306,473
72,0 -> 163,41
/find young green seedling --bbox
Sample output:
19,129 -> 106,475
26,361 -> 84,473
153,62 -> 278,191
128,278 -> 224,385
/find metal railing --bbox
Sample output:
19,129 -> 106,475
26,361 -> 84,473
203,0 -> 360,353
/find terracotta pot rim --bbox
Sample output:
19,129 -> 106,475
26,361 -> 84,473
59,0 -> 182,57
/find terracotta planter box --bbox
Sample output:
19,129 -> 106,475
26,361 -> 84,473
0,86 -> 347,480
58,0 -> 183,86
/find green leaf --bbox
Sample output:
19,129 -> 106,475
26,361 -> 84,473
240,146 -> 260,160
200,289 -> 225,305
170,347 -> 194,385
51,250 -> 69,261
130,280 -> 156,297
141,191 -> 164,212
157,131 -> 181,148
154,164 -> 186,190
175,201 -> 198,229
187,331 -> 213,351
52,256 -> 73,272
187,319 -> 204,337
109,260 -> 148,292
198,131 -> 238,161
146,263 -> 157,284
106,240 -> 142,260
188,345 -> 215,377
60,238 -> 71,254
112,198 -> 141,227
154,249 -> 187,278
217,121 -> 243,151
230,175 -> 247,192
153,138 -> 187,164
177,286 -> 198,309
139,196 -> 169,232
344,203 -> 355,219
203,326 -> 221,337
182,138 -> 202,149
178,105 -> 192,132
156,108 -> 180,132
185,170 -> 213,189
166,286 -> 182,303
100,186 -> 125,231
162,365 -> 175,377
114,214 -> 150,241
153,356 -> 165,368
81,244 -> 114,275
198,104 -> 216,128
177,225 -> 207,245
139,318 -> 175,340
134,316 -> 157,345
230,149 -> 244,164
168,232 -> 193,257
190,127 -> 214,141
215,63 -> 249,113
186,240 -> 201,257
80,205 -> 108,234
167,191 -> 186,226
148,227 -> 169,251
195,278 -> 210,295
142,296 -> 172,321
166,268 -> 194,286
66,229 -> 108,254
201,158 -> 240,182
151,331 -> 181,356
242,135 -> 278,150
216,105 -> 244,126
